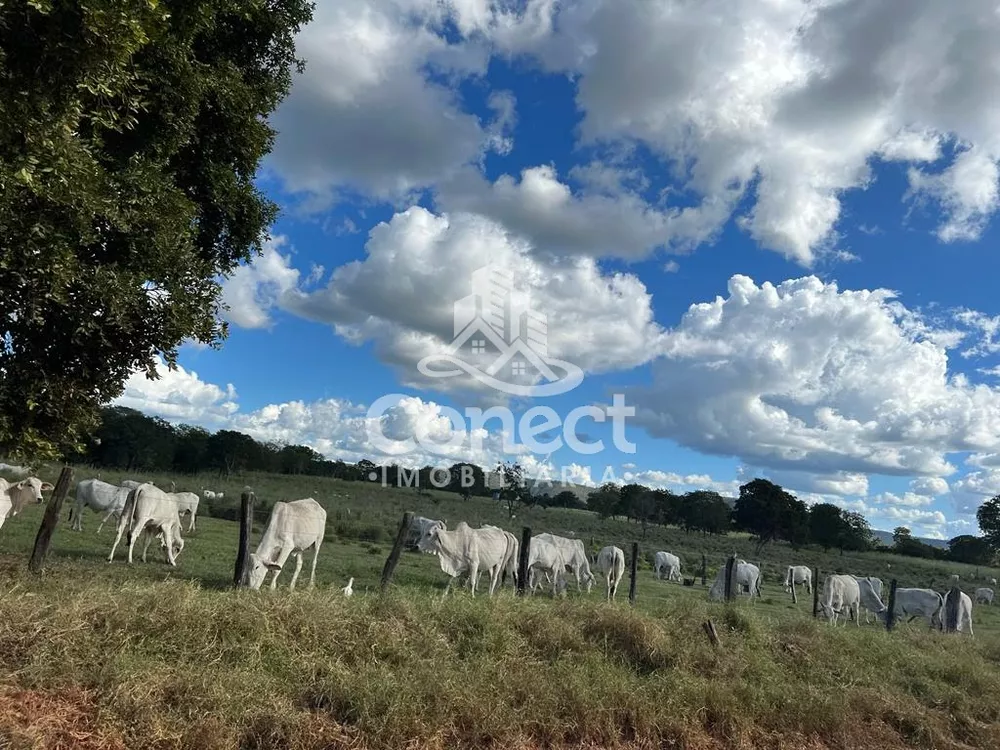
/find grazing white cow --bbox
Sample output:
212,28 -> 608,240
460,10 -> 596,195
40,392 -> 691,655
418,522 -> 510,597
784,565 -> 812,594
202,489 -> 217,500
943,589 -> 974,635
0,462 -> 30,478
170,491 -> 200,532
708,560 -> 761,601
527,535 -> 569,596
991,577 -> 998,587
69,478 -> 132,533
594,545 -> 626,601
654,551 -> 682,582
975,587 -> 994,605
533,533 -> 595,592
0,476 -> 53,533
851,576 -> 884,623
876,588 -> 944,629
471,526 -> 520,590
248,498 -> 327,591
818,574 -> 861,626
107,485 -> 185,565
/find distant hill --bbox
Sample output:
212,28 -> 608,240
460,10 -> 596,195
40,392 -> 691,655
870,529 -> 949,549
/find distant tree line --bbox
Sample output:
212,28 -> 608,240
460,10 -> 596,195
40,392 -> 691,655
65,407 -> 999,565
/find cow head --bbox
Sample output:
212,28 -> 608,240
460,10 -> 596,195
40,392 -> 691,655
247,552 -> 282,590
416,525 -> 442,554
7,477 -> 54,515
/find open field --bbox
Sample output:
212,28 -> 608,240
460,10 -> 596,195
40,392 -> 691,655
2,464 -> 1000,748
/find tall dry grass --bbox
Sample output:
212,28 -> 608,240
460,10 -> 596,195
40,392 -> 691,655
1,576 -> 999,749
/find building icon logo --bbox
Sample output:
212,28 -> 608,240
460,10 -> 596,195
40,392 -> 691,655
416,265 -> 584,397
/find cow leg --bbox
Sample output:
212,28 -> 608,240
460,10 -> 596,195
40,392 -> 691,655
107,515 -> 129,563
188,511 -> 196,533
142,530 -> 153,563
97,508 -> 116,534
307,540 -> 321,589
288,552 -> 304,590
469,560 -> 480,598
126,517 -> 152,564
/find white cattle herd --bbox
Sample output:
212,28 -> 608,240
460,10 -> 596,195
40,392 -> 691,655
0,471 -> 993,636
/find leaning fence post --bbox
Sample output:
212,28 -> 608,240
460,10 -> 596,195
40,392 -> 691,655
516,526 -> 532,596
885,579 -> 898,631
812,568 -> 821,618
380,511 -> 413,592
723,554 -> 737,602
628,542 -> 639,606
701,553 -> 707,587
27,466 -> 73,574
233,489 -> 255,588
945,584 -> 961,633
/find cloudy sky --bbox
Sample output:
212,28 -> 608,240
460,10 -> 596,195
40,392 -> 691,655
117,0 -> 1000,540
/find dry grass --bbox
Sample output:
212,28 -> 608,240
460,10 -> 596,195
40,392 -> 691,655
0,575 -> 999,750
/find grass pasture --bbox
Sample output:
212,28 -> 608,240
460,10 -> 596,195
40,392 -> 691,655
1,464 -> 1000,748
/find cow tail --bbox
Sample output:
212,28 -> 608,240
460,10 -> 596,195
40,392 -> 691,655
123,488 -> 140,546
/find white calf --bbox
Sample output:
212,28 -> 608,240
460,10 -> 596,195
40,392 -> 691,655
653,551 -> 682,582
594,545 -> 626,601
248,498 -> 327,590
784,565 -> 812,594
107,484 -> 185,566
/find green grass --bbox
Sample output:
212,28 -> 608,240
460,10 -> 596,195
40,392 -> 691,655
2,464 -> 1000,748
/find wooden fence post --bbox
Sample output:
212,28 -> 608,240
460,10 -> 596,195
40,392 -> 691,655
701,554 -> 707,586
944,585 -> 961,633
885,579 -> 898,632
233,490 -> 255,588
812,568 -> 821,618
28,466 -> 73,574
723,554 -> 737,602
628,542 -> 639,606
380,511 -> 413,592
516,527 -> 532,596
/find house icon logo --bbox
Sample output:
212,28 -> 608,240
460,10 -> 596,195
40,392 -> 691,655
416,265 -> 584,397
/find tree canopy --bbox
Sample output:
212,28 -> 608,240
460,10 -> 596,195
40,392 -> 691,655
0,0 -> 314,458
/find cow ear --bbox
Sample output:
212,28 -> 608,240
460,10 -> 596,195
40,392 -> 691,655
40,482 -> 54,491
264,562 -> 282,571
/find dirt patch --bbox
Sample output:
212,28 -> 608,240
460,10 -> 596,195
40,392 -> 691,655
0,686 -> 125,750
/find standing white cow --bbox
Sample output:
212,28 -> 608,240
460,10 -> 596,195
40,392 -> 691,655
526,535 -> 568,596
784,565 -> 812,594
594,545 -> 626,601
653,551 -> 682,582
533,533 -> 595,592
0,476 -> 53,533
708,560 -> 761,601
991,577 -> 998,587
107,484 -> 185,565
975,587 -> 994,605
247,498 -> 327,591
818,574 -> 861,626
418,522 -> 511,597
69,479 -> 132,533
943,589 -> 974,635
170,491 -> 200,532
875,588 -> 944,629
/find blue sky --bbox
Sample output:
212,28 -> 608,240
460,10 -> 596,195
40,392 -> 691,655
117,0 -> 1000,541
